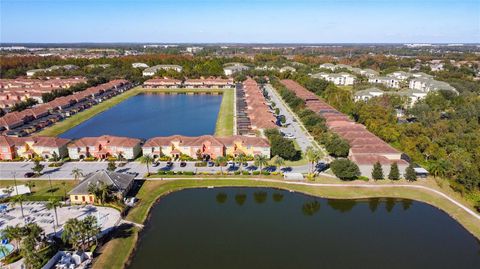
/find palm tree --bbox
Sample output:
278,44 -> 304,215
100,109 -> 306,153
215,156 -> 227,174
25,181 -> 35,193
45,198 -> 62,227
61,181 -> 67,200
271,155 -> 285,172
88,182 -> 113,205
62,218 -> 82,250
254,155 -> 269,174
139,154 -> 153,176
305,147 -> 322,173
3,225 -> 22,250
11,194 -> 26,219
71,168 -> 83,183
235,154 -> 247,172
83,215 -> 100,246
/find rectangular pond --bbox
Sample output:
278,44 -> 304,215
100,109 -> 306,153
59,93 -> 223,139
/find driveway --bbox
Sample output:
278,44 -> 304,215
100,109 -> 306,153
263,84 -> 318,152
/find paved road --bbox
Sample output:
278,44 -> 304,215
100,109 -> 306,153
0,161 -> 310,180
264,84 -> 316,152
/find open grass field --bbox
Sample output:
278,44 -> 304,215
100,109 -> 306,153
0,179 -> 76,199
214,89 -> 234,136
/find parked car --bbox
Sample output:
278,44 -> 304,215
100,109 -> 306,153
284,133 -> 295,139
180,162 -> 187,167
166,161 -> 173,168
207,161 -> 215,167
24,172 -> 35,178
152,162 -> 160,167
316,162 -> 329,172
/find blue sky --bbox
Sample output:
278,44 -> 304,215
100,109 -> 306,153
1,0 -> 479,43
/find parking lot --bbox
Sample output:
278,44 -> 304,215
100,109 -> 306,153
264,84 -> 318,152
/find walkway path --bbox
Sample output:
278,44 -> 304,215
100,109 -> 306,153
150,177 -> 480,221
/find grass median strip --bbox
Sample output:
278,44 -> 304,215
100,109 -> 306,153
214,89 -> 234,136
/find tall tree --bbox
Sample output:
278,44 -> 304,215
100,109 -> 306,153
45,198 -> 62,227
405,164 -> 417,182
107,159 -> 116,172
235,154 -> 247,173
254,155 -> 269,174
139,154 -> 153,176
71,168 -> 83,183
11,194 -> 26,219
271,155 -> 285,172
31,159 -> 44,176
372,162 -> 384,180
215,156 -> 227,174
388,162 -> 400,180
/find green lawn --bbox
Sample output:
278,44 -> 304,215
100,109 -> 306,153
0,180 -> 76,199
214,89 -> 234,136
92,224 -> 139,269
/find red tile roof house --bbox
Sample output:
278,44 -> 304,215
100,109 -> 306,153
143,135 -> 270,159
67,135 -> 142,160
0,135 -> 70,160
0,113 -> 25,130
0,136 -> 22,160
184,78 -> 235,88
142,78 -> 182,89
280,79 -> 410,178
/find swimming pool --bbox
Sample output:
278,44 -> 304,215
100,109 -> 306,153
0,243 -> 14,259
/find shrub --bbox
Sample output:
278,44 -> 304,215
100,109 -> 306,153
330,159 -> 360,180
157,170 -> 166,175
84,157 -> 96,162
183,171 -> 195,176
166,171 -> 175,175
176,171 -> 183,175
159,156 -> 172,161
358,176 -> 370,182
242,171 -> 250,175
261,171 -> 271,176
252,171 -> 260,175
234,171 -> 241,175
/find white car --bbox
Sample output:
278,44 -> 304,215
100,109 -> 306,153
284,134 -> 295,139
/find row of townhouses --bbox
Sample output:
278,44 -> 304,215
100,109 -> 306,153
0,135 -> 271,161
0,80 -> 132,134
142,65 -> 184,76
280,79 -> 409,178
0,77 -> 87,109
143,77 -> 235,89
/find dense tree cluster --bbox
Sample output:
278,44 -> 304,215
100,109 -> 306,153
326,86 -> 480,194
330,159 -> 360,180
264,128 -> 300,161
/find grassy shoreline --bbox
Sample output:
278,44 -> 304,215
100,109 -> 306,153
37,86 -> 228,137
92,178 -> 480,269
